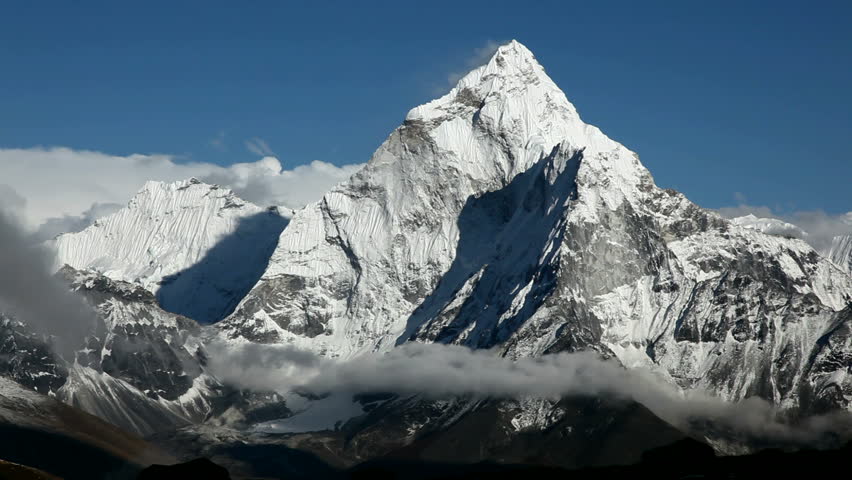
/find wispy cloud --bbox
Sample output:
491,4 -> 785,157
209,130 -> 227,151
245,137 -> 275,156
444,39 -> 505,89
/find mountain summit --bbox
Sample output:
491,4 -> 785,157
217,39 -> 646,353
52,178 -> 287,323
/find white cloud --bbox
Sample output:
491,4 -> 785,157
201,156 -> 364,211
206,341 -> 852,444
718,203 -> 852,252
0,184 -> 27,214
0,211 -> 95,356
0,147 -> 363,233
245,137 -> 275,156
28,202 -> 123,243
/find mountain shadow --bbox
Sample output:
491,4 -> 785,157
157,210 -> 288,324
397,144 -> 583,347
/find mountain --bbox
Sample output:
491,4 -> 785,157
220,40 -> 852,415
2,265 -> 294,438
1,266 -> 220,435
8,39 -> 852,474
52,178 -> 288,323
730,213 -> 852,278
218,39 -> 648,352
0,375 -> 170,479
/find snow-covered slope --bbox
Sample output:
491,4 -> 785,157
0,375 -> 169,478
220,40 -> 852,416
52,178 -> 288,323
730,214 -> 808,239
828,234 -> 852,275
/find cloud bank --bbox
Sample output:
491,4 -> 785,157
0,147 -> 364,233
0,212 -> 95,356
206,341 -> 852,445
28,202 -> 123,244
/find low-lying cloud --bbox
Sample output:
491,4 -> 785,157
0,212 -> 95,356
206,341 -> 852,445
0,147 -> 363,234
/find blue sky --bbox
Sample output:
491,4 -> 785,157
1,0 -> 850,213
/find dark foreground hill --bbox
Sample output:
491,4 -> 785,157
133,438 -> 852,480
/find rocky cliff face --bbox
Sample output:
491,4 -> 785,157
0,376 -> 170,479
1,264 -> 297,436
1,267 -> 221,435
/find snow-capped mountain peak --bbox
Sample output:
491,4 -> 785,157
53,178 -> 288,323
218,40 -> 852,424
407,39 -> 577,122
218,40 -> 653,354
403,39 -> 629,170
55,178 -> 258,290
3,39 -> 852,463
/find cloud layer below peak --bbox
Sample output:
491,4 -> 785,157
206,341 -> 852,445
